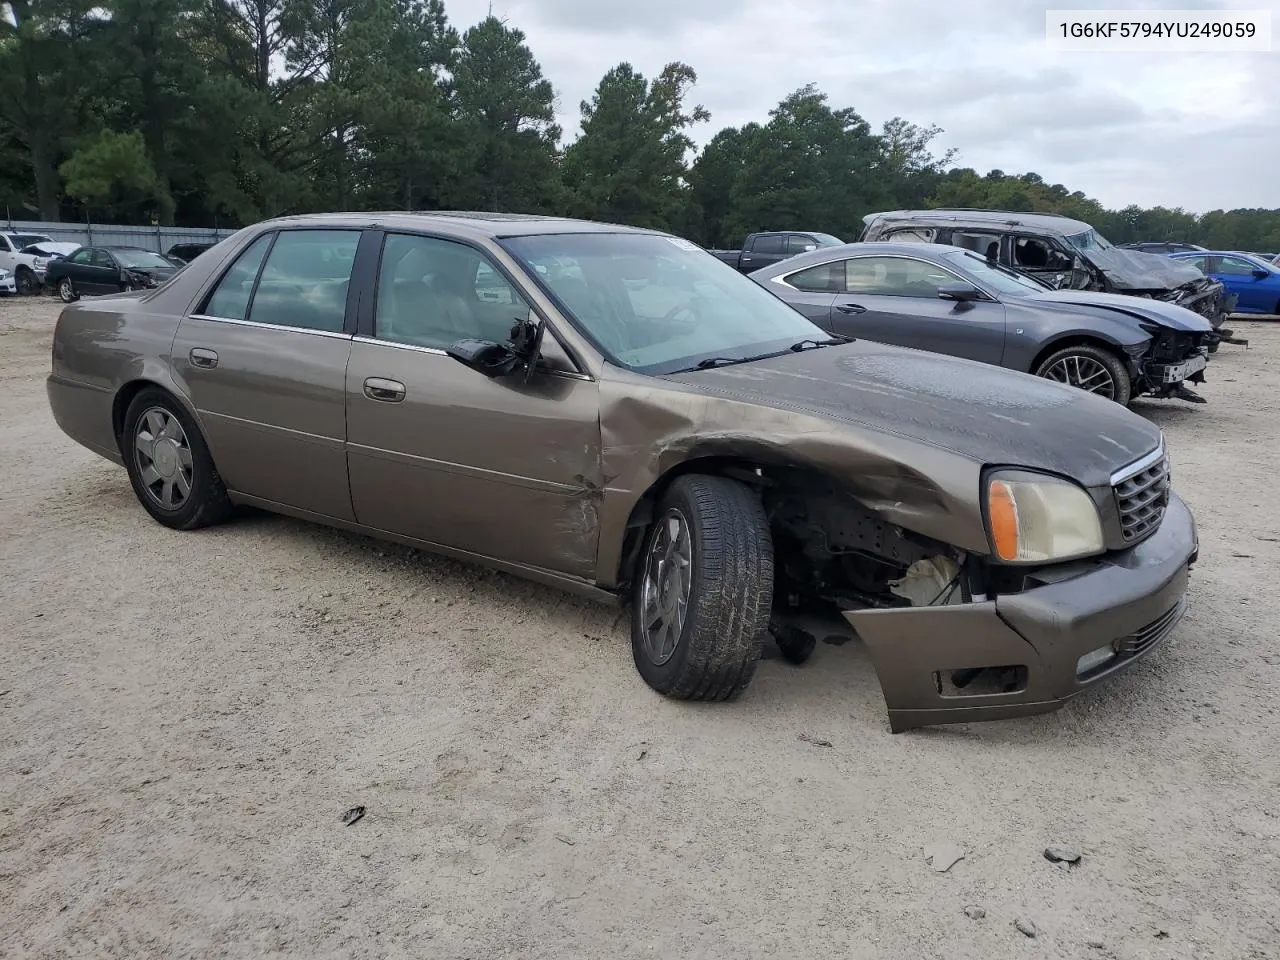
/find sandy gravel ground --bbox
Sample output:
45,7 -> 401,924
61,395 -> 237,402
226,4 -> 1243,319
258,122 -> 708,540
2,297 -> 1279,960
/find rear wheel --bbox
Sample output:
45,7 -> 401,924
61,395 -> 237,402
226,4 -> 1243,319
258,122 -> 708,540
57,277 -> 78,303
1035,344 -> 1132,406
121,387 -> 234,530
631,474 -> 774,701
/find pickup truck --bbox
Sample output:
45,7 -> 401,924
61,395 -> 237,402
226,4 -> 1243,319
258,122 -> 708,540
709,231 -> 843,273
1,231 -> 57,294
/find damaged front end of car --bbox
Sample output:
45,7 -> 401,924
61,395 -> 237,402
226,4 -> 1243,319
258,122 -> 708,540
757,456 -> 1196,734
1079,248 -> 1247,348
1128,322 -> 1211,403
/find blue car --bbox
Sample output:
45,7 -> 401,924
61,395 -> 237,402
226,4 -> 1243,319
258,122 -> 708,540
1170,250 -> 1280,316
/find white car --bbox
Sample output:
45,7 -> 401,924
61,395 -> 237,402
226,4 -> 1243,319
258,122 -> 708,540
0,232 -> 77,294
0,267 -> 16,294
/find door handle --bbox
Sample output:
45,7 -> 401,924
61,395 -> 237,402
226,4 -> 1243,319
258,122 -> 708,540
836,303 -> 866,315
363,377 -> 406,403
189,347 -> 218,368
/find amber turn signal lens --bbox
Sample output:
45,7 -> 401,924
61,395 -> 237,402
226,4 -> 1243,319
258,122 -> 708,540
988,479 -> 1020,561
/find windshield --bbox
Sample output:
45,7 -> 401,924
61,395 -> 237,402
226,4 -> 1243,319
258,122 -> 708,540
1065,228 -> 1114,252
501,233 -> 828,374
113,250 -> 174,270
940,249 -> 1049,296
811,233 -> 843,247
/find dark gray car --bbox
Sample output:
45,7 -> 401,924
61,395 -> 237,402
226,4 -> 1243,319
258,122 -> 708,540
751,241 -> 1214,405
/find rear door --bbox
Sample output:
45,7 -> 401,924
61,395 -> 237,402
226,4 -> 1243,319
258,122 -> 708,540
739,234 -> 786,272
171,227 -> 362,520
824,254 -> 1007,364
765,261 -> 841,325
344,230 -> 603,578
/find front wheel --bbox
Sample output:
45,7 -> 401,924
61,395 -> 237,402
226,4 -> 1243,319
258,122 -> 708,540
16,267 -> 38,296
57,277 -> 78,303
1034,344 -> 1132,406
631,474 -> 774,702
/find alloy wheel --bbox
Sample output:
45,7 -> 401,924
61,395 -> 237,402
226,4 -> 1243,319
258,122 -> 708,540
133,406 -> 194,510
638,509 -> 693,666
1042,353 -> 1117,400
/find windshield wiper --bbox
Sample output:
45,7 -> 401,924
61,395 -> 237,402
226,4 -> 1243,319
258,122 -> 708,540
685,336 -> 853,372
694,354 -> 772,369
789,335 -> 853,351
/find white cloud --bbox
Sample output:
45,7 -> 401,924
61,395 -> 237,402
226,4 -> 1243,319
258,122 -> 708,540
446,0 -> 1280,212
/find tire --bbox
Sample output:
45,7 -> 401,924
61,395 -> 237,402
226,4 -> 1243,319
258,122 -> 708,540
57,277 -> 78,303
121,387 -> 234,530
1034,343 -> 1132,406
16,267 -> 38,296
631,474 -> 774,702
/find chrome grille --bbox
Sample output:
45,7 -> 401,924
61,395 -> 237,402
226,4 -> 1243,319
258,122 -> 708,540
1115,597 -> 1186,658
1113,450 -> 1171,543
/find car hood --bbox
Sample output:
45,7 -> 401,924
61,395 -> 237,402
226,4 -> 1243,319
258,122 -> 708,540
1020,289 -> 1213,332
1082,247 -> 1206,292
664,340 -> 1162,489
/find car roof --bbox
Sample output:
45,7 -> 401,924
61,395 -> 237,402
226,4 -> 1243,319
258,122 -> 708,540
864,209 -> 1094,235
752,240 -> 979,274
255,210 -> 662,240
1171,250 -> 1263,258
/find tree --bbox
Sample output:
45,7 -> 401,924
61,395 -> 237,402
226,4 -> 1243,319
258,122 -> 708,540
877,117 -> 956,208
59,130 -> 162,214
449,15 -> 561,212
563,61 -> 708,230
688,124 -> 759,247
0,0 -> 100,220
722,85 -> 889,244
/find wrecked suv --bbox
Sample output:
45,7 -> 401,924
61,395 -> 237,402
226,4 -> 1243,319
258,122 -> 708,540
46,213 -> 1198,732
859,209 -> 1239,344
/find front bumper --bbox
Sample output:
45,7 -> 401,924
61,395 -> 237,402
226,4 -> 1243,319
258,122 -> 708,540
0,276 -> 15,293
846,492 -> 1198,732
1145,352 -> 1207,386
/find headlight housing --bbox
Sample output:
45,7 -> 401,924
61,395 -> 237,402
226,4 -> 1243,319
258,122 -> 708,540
985,470 -> 1104,563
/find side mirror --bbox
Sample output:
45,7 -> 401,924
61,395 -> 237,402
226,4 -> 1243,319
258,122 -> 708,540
446,338 -> 522,378
1253,268 -> 1269,280
938,282 -> 983,303
446,317 -> 546,384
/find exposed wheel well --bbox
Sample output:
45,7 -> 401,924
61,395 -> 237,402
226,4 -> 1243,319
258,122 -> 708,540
1029,336 -> 1126,375
613,456 -> 952,594
112,380 -> 166,447
616,456 -> 767,587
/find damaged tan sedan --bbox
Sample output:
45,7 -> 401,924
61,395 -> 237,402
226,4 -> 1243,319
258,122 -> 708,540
47,213 -> 1199,731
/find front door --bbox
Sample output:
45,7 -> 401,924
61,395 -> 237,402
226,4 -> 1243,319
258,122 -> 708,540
1009,234 -> 1078,290
171,227 -> 362,520
344,231 -> 603,579
823,255 -> 1007,365
68,248 -> 120,294
1210,254 -> 1275,313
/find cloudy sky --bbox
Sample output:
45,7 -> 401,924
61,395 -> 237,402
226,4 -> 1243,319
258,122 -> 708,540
446,0 -> 1278,213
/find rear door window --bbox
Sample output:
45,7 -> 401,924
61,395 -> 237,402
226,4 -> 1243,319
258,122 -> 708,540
786,234 -> 818,254
951,232 -> 1002,259
845,256 -> 963,297
201,234 -> 274,320
246,229 -> 361,333
749,234 -> 786,255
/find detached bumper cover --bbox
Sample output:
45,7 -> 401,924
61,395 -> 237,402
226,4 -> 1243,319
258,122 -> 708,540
846,493 -> 1198,732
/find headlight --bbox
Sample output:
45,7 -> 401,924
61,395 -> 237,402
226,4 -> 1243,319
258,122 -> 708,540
985,470 -> 1104,563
